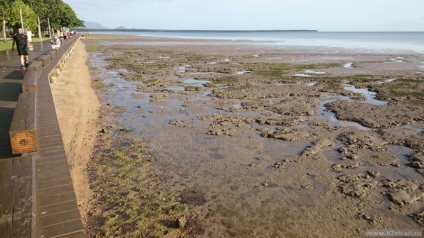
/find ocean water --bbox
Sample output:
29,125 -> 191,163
91,31 -> 424,54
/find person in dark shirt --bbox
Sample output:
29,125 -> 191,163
11,27 -> 30,69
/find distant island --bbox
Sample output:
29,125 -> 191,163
83,21 -> 108,29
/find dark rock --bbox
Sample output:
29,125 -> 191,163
367,170 -> 380,178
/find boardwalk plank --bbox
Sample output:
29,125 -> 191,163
39,219 -> 84,238
0,156 -> 33,238
1,37 -> 83,237
40,200 -> 80,216
40,209 -> 81,228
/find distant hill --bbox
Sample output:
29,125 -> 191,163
83,21 -> 108,29
116,26 -> 127,30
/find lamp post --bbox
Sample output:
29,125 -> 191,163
38,15 -> 42,40
2,12 -> 6,42
20,9 -> 25,32
48,17 -> 51,39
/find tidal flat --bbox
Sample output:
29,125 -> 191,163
83,35 -> 424,237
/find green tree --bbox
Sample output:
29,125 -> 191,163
23,0 -> 50,37
8,0 -> 37,32
1,0 -> 13,41
1,0 -> 84,40
23,0 -> 83,34
56,1 -> 84,28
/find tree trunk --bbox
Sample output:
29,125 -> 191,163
2,19 -> 6,42
37,16 -> 42,40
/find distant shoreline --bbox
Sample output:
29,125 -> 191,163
75,28 -> 318,33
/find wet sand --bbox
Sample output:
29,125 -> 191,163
73,36 -> 423,237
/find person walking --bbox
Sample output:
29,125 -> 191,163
11,27 -> 30,69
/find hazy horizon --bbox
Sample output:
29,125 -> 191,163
80,23 -> 424,32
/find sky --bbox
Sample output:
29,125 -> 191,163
64,0 -> 424,31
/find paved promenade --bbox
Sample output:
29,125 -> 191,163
0,37 -> 85,237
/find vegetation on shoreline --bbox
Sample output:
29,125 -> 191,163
1,0 -> 83,36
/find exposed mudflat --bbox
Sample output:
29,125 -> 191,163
83,36 -> 424,237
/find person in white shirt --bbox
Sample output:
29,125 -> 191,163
51,36 -> 61,49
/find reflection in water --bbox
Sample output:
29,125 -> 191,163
178,65 -> 191,73
183,78 -> 210,87
235,70 -> 251,75
166,86 -> 185,91
307,81 -> 318,87
343,62 -> 353,68
304,70 -> 326,75
294,73 -> 311,77
315,96 -> 371,130
343,84 -> 388,106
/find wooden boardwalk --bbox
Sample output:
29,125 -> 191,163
0,37 -> 85,237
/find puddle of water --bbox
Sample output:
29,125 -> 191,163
183,78 -> 210,87
307,82 -> 318,87
401,124 -> 424,134
190,72 -> 215,75
231,103 -> 243,109
267,57 -> 283,60
252,54 -> 260,58
166,86 -> 185,91
114,82 -> 132,89
236,71 -> 251,75
387,145 -> 413,160
305,70 -> 326,75
343,63 -> 353,68
343,84 -> 388,106
371,145 -> 420,181
313,96 -> 371,130
324,144 -> 420,181
373,164 -> 422,181
390,57 -> 404,63
159,56 -> 170,59
208,62 -> 218,65
295,74 -> 312,78
178,65 -> 191,73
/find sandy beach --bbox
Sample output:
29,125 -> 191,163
52,36 -> 423,237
